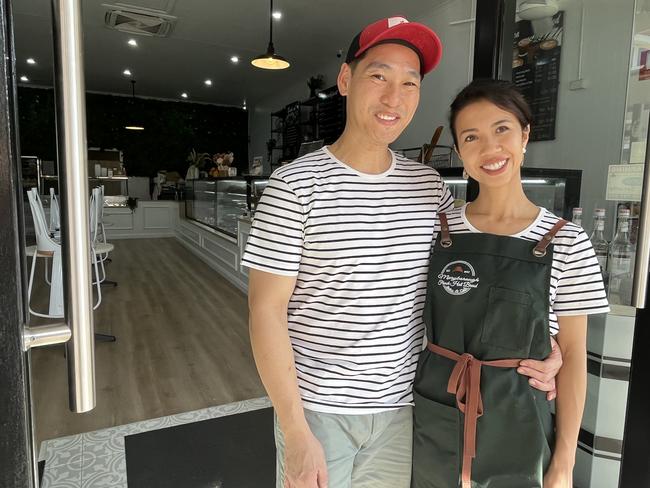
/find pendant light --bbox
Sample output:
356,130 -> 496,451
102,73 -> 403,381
124,80 -> 144,131
251,0 -> 290,70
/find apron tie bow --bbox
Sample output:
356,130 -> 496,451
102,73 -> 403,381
427,342 -> 522,488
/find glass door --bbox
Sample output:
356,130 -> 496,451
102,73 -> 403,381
499,1 -> 650,486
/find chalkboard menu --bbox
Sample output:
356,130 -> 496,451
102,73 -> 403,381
512,12 -> 564,142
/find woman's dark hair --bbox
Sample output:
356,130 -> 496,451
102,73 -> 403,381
449,79 -> 533,148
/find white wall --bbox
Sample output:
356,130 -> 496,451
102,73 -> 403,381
522,0 -> 636,230
248,0 -> 477,174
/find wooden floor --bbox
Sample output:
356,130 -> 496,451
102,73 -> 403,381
30,238 -> 264,445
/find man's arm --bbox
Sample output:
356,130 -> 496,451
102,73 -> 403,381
517,335 -> 563,401
248,268 -> 328,488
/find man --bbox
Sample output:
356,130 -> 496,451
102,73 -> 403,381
243,16 -> 561,488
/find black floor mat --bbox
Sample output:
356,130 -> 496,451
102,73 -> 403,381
125,407 -> 275,488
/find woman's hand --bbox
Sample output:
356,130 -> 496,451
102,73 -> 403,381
543,464 -> 573,488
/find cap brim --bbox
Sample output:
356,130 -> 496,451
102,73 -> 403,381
357,22 -> 442,75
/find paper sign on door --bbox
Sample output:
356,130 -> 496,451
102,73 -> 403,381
606,164 -> 645,202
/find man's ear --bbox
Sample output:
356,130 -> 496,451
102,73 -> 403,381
337,63 -> 352,96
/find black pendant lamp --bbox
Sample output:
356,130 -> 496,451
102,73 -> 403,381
124,80 -> 144,131
251,0 -> 290,70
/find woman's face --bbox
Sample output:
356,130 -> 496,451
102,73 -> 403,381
454,99 -> 529,190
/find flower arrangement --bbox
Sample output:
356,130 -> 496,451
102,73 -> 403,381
208,152 -> 235,177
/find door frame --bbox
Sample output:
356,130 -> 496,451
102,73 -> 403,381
0,0 -> 37,485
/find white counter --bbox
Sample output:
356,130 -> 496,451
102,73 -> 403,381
104,200 -> 179,239
174,214 -> 251,294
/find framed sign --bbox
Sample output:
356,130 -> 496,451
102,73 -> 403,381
512,12 -> 564,141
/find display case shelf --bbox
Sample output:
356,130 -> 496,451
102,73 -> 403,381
184,176 -> 269,238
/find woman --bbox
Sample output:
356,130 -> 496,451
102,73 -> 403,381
411,80 -> 609,488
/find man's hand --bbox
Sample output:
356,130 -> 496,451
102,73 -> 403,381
517,335 -> 563,401
284,428 -> 328,488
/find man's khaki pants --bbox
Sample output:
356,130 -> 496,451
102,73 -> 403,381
275,406 -> 413,488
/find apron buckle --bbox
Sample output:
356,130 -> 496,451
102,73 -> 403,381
532,247 -> 547,257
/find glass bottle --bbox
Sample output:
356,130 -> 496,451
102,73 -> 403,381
608,208 -> 636,305
590,208 -> 609,289
571,207 -> 583,227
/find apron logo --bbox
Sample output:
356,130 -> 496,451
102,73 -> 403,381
438,260 -> 480,296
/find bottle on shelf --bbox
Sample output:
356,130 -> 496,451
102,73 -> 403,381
589,208 -> 609,289
571,207 -> 583,227
607,207 -> 636,305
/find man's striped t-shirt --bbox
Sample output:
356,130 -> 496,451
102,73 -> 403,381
241,147 -> 455,414
435,205 -> 610,334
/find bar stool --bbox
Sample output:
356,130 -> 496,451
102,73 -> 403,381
90,187 -> 116,287
26,188 -> 103,318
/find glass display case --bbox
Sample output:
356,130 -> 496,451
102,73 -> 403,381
438,167 -> 582,219
184,176 -> 269,237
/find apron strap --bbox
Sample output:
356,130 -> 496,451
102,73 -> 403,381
439,212 -> 453,248
427,342 -> 521,488
532,219 -> 568,257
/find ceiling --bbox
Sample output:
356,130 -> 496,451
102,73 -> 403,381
13,0 -> 448,107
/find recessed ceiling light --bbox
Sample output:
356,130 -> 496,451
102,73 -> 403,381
181,92 -> 188,99
123,69 -> 132,76
272,11 -> 282,19
128,38 -> 138,47
20,75 -> 28,82
230,55 -> 239,64
204,79 -> 212,86
26,58 -> 36,65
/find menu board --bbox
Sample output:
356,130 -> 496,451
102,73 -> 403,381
512,12 -> 564,142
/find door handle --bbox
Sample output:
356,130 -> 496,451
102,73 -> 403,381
51,0 -> 96,413
632,115 -> 650,309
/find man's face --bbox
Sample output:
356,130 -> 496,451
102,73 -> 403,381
338,43 -> 421,147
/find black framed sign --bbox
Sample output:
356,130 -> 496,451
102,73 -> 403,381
512,11 -> 564,141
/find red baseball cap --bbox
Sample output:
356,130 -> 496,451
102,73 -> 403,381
345,16 -> 443,76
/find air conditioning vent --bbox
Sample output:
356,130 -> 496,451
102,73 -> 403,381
104,8 -> 175,37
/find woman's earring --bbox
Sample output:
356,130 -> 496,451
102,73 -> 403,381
523,146 -> 527,154
462,169 -> 469,180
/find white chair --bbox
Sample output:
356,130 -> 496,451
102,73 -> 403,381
27,188 -> 104,318
49,187 -> 60,234
90,187 -> 115,287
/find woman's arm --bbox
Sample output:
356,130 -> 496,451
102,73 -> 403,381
544,314 -> 588,487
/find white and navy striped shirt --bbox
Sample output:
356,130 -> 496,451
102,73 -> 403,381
242,147 -> 455,414
435,205 -> 610,334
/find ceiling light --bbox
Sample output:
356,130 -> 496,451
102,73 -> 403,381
26,58 -> 36,65
204,79 -> 212,86
128,38 -> 138,47
124,80 -> 144,131
252,0 -> 290,70
20,75 -> 28,82
272,11 -> 282,19
243,99 -> 247,110
181,92 -> 188,99
317,92 -> 328,99
123,69 -> 132,76
230,55 -> 239,63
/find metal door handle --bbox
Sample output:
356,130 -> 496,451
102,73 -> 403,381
632,115 -> 650,308
52,0 -> 96,413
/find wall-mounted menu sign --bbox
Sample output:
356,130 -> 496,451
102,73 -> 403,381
512,12 -> 564,142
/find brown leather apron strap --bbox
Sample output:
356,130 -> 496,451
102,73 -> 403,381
439,212 -> 452,248
532,219 -> 568,257
427,342 -> 521,488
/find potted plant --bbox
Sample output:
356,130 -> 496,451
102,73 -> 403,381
307,74 -> 324,98
185,148 -> 211,180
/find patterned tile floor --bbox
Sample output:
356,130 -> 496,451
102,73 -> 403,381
38,397 -> 272,488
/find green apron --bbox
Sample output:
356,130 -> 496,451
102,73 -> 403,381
412,213 -> 567,488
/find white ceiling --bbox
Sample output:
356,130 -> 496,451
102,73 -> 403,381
13,0 -> 448,106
